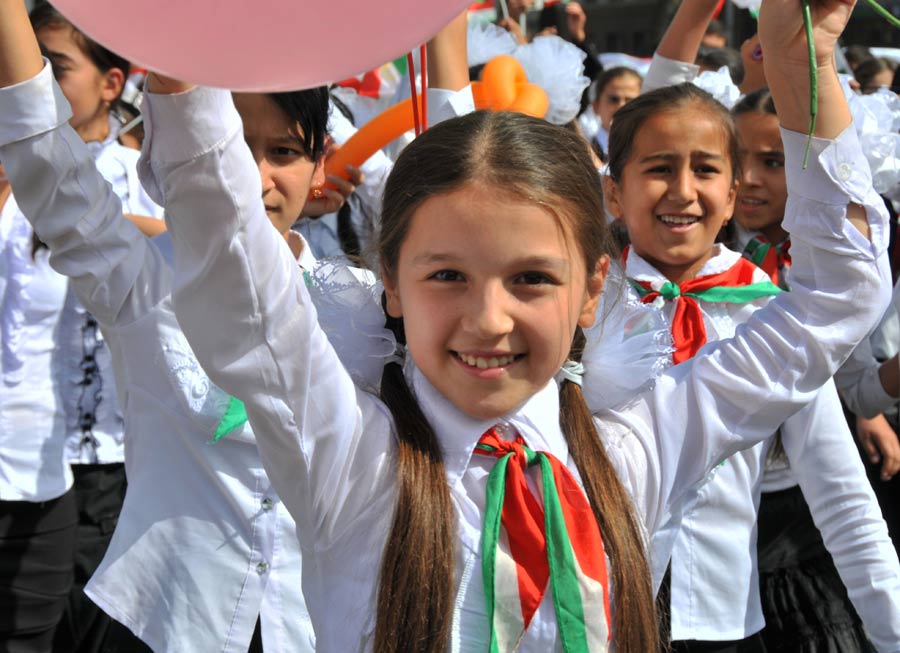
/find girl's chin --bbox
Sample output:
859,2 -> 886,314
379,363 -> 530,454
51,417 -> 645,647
735,215 -> 780,232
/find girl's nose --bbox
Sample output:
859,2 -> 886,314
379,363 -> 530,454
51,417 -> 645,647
668,166 -> 698,203
741,161 -> 761,187
462,283 -> 515,338
258,160 -> 276,194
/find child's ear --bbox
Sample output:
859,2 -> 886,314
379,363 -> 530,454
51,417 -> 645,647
101,67 -> 125,106
381,267 -> 403,318
578,255 -> 610,329
602,176 -> 623,219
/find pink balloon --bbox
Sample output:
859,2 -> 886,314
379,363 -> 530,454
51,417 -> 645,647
51,0 -> 471,91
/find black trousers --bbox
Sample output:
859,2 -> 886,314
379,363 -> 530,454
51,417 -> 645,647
0,488 -> 78,653
671,637 -> 767,653
52,464 -> 127,653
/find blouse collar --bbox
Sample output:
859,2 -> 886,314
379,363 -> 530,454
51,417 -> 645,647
624,243 -> 743,287
405,360 -> 568,488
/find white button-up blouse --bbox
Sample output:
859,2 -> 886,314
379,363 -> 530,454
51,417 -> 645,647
0,63 -> 311,653
57,131 -> 164,466
595,245 -> 900,647
138,78 -> 890,651
0,191 -> 69,501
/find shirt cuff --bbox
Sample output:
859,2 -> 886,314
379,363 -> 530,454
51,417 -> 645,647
782,125 -> 872,206
142,85 -> 242,164
0,60 -> 72,147
426,84 -> 475,127
642,54 -> 699,94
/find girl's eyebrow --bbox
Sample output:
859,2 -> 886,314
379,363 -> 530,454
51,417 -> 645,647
44,49 -> 73,65
272,134 -> 303,146
410,252 -> 460,265
638,151 -> 726,163
411,252 -> 568,271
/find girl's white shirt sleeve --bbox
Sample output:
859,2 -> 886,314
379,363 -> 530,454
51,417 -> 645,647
642,53 -> 700,94
0,62 -> 171,329
836,278 -> 900,418
139,82 -> 474,548
780,379 -> 900,651
598,125 -> 891,560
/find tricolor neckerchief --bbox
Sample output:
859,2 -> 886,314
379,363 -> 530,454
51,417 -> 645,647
211,396 -> 248,443
742,235 -> 791,290
474,426 -> 611,652
625,248 -> 781,365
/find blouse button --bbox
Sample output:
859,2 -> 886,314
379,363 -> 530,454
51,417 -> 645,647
256,561 -> 269,575
837,162 -> 852,181
261,497 -> 274,511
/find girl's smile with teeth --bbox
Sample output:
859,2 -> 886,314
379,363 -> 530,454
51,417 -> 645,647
454,352 -> 523,369
658,214 -> 702,226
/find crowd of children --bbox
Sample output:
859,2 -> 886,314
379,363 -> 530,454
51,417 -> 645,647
0,0 -> 899,651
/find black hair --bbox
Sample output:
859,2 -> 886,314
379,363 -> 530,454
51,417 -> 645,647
592,66 -> 642,103
268,88 -> 330,161
733,86 -> 775,117
705,18 -> 726,38
843,45 -> 875,71
30,2 -> 131,96
855,57 -> 898,95
696,46 -> 744,86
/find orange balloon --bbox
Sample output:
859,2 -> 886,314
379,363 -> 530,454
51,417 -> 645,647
324,98 -> 416,184
480,55 -> 527,110
325,56 -> 549,186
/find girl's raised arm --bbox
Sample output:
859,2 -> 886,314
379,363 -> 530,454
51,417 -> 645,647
656,0 -> 723,66
602,0 -> 891,556
147,17 -> 475,541
643,0 -> 722,92
0,0 -> 171,328
0,0 -> 42,86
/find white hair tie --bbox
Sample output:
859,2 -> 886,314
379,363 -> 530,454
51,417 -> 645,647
556,360 -> 585,387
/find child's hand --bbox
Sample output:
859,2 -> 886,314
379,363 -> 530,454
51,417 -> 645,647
856,413 -> 900,481
758,0 -> 856,68
497,17 -> 528,44
759,0 -> 855,142
565,2 -> 588,44
738,34 -> 767,94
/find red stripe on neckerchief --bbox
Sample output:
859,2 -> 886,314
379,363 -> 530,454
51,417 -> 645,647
474,427 -> 610,652
742,235 -> 791,290
627,254 -> 781,365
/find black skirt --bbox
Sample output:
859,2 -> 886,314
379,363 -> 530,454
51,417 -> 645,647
757,485 -> 874,653
0,488 -> 78,653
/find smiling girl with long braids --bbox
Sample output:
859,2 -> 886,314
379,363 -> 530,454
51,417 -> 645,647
8,0 -> 889,650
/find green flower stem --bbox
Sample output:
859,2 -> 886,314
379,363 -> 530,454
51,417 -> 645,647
863,0 -> 900,29
802,0 -> 817,170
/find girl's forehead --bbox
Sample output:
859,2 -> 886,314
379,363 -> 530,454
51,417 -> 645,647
233,94 -> 305,139
635,108 -> 730,149
398,184 -> 585,265
35,24 -> 82,56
